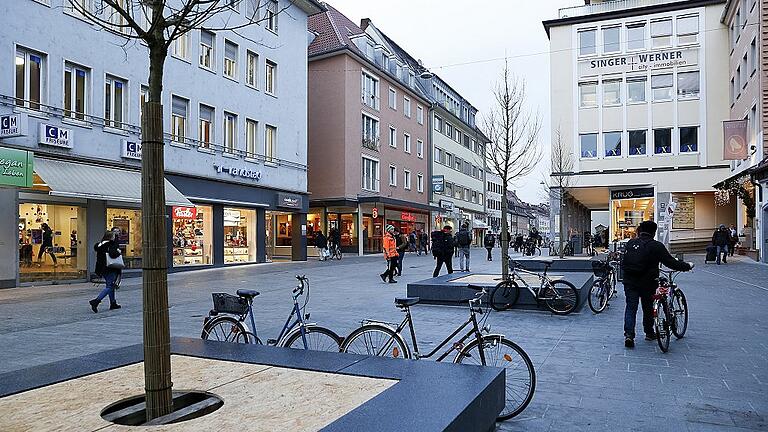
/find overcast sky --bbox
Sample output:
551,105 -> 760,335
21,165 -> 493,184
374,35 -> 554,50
323,0 -> 577,204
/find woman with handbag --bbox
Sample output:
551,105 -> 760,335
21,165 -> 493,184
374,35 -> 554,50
89,231 -> 123,313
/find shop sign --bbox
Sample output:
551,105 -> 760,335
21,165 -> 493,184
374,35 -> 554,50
172,206 -> 197,219
277,193 -> 302,209
224,208 -> 241,225
610,187 -> 654,200
432,175 -> 445,193
440,199 -> 454,211
121,139 -> 142,160
0,113 -> 28,138
38,124 -> 73,149
214,164 -> 261,181
722,119 -> 748,160
401,212 -> 416,222
0,147 -> 33,188
578,46 -> 698,78
372,207 -> 379,218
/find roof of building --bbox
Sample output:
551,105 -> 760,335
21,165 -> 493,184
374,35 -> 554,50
307,3 -> 365,58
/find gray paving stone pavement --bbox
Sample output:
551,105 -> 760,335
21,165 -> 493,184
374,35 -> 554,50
0,248 -> 766,431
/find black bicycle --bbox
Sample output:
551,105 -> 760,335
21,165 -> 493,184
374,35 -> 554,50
588,253 -> 619,314
490,258 -> 579,315
329,242 -> 342,260
340,286 -> 536,421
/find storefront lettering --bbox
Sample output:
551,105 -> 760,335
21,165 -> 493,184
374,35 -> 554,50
172,206 -> 197,219
0,113 -> 28,138
121,140 -> 142,160
579,47 -> 697,78
0,147 -> 33,188
277,193 -> 302,208
610,187 -> 654,200
401,212 -> 416,222
38,124 -> 73,149
215,164 -> 262,181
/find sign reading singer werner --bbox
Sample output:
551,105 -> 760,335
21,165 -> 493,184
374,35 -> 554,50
578,47 -> 698,78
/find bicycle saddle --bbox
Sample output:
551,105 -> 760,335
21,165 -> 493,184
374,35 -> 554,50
535,259 -> 554,266
394,297 -> 420,308
236,289 -> 260,298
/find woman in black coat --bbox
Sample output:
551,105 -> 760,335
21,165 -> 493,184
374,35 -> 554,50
89,231 -> 122,312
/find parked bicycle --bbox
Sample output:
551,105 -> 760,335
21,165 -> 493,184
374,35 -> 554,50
201,275 -> 342,351
523,240 -> 541,256
653,266 -> 691,353
340,286 -> 536,421
490,258 -> 579,315
588,252 -> 620,314
548,240 -> 574,257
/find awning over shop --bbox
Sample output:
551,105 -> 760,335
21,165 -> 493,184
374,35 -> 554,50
34,158 -> 192,206
473,219 -> 488,229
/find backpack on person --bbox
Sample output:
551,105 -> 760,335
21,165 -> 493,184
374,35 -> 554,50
456,230 -> 471,247
431,231 -> 443,256
621,237 -> 652,274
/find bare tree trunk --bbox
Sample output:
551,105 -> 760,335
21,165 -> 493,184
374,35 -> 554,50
142,43 -> 173,421
558,188 -> 565,259
500,185 -> 509,279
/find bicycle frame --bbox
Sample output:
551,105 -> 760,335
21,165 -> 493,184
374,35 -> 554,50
509,265 -> 553,301
240,287 -> 311,348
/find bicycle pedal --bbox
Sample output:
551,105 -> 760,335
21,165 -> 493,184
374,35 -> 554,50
266,339 -> 278,345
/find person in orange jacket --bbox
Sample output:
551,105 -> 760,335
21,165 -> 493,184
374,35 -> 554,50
380,224 -> 399,283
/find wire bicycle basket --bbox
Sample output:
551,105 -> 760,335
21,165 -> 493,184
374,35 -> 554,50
591,260 -> 609,278
211,293 -> 249,315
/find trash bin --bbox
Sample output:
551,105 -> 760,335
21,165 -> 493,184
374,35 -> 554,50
570,234 -> 583,255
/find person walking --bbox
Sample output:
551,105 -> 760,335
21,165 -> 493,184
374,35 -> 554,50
89,231 -> 123,313
484,232 -> 496,261
432,225 -> 455,277
408,230 -> 417,253
380,224 -> 399,283
395,228 -> 408,276
37,223 -> 57,266
514,233 -> 524,253
621,221 -> 692,348
315,230 -> 329,261
728,224 -> 738,257
456,223 -> 472,272
711,224 -> 731,265
420,230 -> 430,255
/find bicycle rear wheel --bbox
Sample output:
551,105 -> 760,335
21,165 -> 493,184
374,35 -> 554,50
588,278 -> 609,314
543,280 -> 579,315
454,336 -> 536,421
654,300 -> 671,352
341,324 -> 410,358
671,289 -> 688,339
281,325 -> 342,352
201,316 -> 248,343
490,280 -> 520,311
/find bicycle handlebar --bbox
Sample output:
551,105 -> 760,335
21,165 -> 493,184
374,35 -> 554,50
293,275 -> 308,294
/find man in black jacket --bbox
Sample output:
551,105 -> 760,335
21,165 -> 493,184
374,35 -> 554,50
711,224 -> 731,265
621,220 -> 692,348
432,225 -> 455,277
484,232 -> 495,261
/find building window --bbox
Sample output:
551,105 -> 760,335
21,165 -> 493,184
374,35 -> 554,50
434,115 -> 443,132
362,156 -> 379,192
199,104 -> 214,148
246,51 -> 258,88
626,22 -> 646,50
446,122 -> 454,138
455,156 -> 462,171
245,119 -> 257,157
223,40 -> 238,79
578,29 -> 596,56
580,133 -> 597,158
200,30 -> 215,70
677,15 -> 698,44
417,105 -> 424,124
628,130 -> 646,155
361,71 -> 379,109
741,54 -> 748,87
651,73 -> 673,101
579,82 -> 597,107
15,48 -> 45,110
603,26 -> 620,53
266,0 -> 278,33
417,173 -> 424,193
139,85 -> 148,124
171,96 -> 188,143
651,18 -> 672,48
172,32 -> 189,60
265,60 -> 276,95
446,152 -> 454,167
454,129 -> 461,143
604,131 -> 622,157
388,165 -> 397,186
602,79 -> 622,105
404,170 -> 412,190
403,133 -> 411,153
417,139 -> 424,158
463,134 -> 471,149
362,114 -> 379,149
64,62 -> 89,120
265,124 -> 277,161
403,96 -> 411,118
223,112 -> 237,153
434,147 -> 443,164
104,75 -> 126,129
389,126 -> 397,148
653,128 -> 672,154
677,71 -> 699,98
679,126 -> 698,152
388,88 -> 396,109
735,67 -> 741,96
626,76 -> 646,103
445,182 -> 453,197
750,38 -> 757,74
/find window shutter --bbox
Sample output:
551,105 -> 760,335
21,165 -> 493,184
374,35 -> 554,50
201,31 -> 214,47
172,97 -> 187,116
200,105 -> 213,122
225,41 -> 237,60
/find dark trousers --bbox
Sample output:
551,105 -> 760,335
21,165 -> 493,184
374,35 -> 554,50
37,245 -> 57,264
624,284 -> 654,339
433,254 -> 453,277
486,247 -> 493,261
396,252 -> 405,275
382,258 -> 398,281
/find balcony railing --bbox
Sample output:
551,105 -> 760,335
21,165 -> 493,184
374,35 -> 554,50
362,137 -> 380,151
558,0 -> 685,19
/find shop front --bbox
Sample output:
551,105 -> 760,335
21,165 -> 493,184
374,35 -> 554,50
305,207 -> 359,257
609,187 -> 656,241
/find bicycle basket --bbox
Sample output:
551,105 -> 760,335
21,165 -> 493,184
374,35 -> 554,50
591,260 -> 609,278
211,293 -> 249,315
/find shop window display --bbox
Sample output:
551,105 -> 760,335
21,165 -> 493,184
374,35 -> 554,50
327,213 -> 357,248
276,213 -> 293,247
224,208 -> 257,264
107,208 -> 142,269
172,205 -> 212,266
307,211 -> 324,246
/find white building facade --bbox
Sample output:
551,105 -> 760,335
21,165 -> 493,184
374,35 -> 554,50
486,172 -> 503,234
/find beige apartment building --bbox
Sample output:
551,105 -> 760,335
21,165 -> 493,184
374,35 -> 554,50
307,5 -> 432,255
544,0 -> 736,251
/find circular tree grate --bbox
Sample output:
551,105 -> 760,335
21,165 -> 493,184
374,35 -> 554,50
101,390 -> 223,426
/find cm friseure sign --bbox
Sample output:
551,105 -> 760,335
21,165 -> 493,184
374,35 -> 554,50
578,47 -> 698,78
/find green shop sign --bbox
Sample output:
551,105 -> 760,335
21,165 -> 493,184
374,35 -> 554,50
0,147 -> 33,188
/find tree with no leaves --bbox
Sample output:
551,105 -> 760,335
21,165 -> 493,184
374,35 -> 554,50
545,128 -> 574,258
69,0 -> 299,421
483,61 -> 541,279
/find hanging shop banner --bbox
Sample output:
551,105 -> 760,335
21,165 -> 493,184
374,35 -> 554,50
722,119 -> 748,160
172,206 -> 197,220
121,139 -> 142,160
0,113 -> 29,138
0,147 -> 34,188
432,175 -> 445,193
38,124 -> 73,149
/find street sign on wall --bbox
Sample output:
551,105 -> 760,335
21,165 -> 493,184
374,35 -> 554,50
0,147 -> 34,188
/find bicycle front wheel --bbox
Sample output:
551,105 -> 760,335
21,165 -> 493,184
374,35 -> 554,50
201,316 -> 248,343
543,280 -> 579,315
588,278 -> 609,314
654,300 -> 671,353
454,336 -> 536,421
671,289 -> 688,339
341,324 -> 410,359
281,325 -> 342,352
490,280 -> 520,311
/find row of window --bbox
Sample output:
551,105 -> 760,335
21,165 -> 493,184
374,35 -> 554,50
433,115 -> 483,156
579,126 -> 698,159
730,0 -> 758,49
730,36 -> 758,104
579,70 -> 699,107
386,165 -> 424,193
361,156 -> 424,194
169,95 -> 277,159
433,147 -> 484,181
487,198 -> 502,211
434,180 -> 484,206
386,126 -> 424,158
578,14 -> 698,57
486,181 -> 503,195
361,71 -> 424,125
